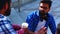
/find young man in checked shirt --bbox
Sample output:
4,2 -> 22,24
0,0 -> 17,34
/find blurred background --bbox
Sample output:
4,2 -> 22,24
8,0 -> 60,34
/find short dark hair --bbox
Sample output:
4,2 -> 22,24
0,0 -> 6,9
40,0 -> 52,8
5,0 -> 11,16
57,23 -> 60,34
0,0 -> 11,16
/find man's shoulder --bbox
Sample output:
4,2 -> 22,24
26,10 -> 39,20
48,13 -> 54,21
48,13 -> 54,18
28,10 -> 39,16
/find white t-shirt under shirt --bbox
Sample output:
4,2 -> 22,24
35,20 -> 46,32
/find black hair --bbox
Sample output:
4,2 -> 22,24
5,0 -> 11,16
40,0 -> 52,8
0,0 -> 11,16
0,0 -> 6,9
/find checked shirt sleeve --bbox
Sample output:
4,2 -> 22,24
0,15 -> 17,34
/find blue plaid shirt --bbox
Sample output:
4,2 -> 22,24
0,14 -> 17,34
26,10 -> 56,34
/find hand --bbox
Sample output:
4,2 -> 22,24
38,27 -> 47,34
17,29 -> 24,34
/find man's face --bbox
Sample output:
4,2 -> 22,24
39,3 -> 50,15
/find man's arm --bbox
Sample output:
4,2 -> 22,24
48,16 -> 56,34
26,13 -> 35,32
25,27 -> 47,34
3,17 -> 17,34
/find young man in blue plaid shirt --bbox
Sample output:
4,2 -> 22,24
0,0 -> 17,34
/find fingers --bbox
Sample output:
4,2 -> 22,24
40,27 -> 47,31
38,27 -> 47,34
42,27 -> 47,33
